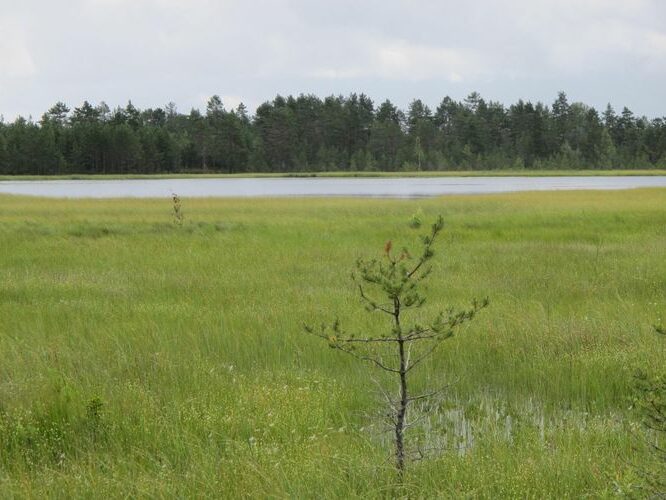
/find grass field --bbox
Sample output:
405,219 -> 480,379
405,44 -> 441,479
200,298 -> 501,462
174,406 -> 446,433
0,168 -> 665,181
0,189 -> 665,497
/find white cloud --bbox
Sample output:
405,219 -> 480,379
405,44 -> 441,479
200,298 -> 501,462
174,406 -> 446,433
544,20 -> 666,73
494,0 -> 666,75
375,40 -> 485,82
0,20 -> 36,78
309,37 -> 487,83
645,31 -> 666,58
0,0 -> 665,119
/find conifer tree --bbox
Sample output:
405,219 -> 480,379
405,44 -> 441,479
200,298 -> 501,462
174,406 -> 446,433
305,216 -> 488,475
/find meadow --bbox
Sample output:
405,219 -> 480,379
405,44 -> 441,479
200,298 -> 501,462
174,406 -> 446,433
0,189 -> 664,497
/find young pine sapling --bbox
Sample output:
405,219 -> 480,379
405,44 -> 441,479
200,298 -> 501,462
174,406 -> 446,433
171,193 -> 184,226
305,216 -> 488,475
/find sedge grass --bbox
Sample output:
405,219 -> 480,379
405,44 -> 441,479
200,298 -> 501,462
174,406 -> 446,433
0,189 -> 664,497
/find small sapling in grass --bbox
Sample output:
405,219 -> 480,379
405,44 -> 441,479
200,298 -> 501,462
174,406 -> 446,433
172,193 -> 184,226
84,397 -> 107,441
409,208 -> 424,229
305,215 -> 488,477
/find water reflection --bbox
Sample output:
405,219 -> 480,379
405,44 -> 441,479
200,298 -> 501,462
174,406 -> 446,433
0,176 -> 664,198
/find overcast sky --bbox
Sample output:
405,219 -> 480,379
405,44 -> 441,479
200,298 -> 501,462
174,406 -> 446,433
1,0 -> 665,121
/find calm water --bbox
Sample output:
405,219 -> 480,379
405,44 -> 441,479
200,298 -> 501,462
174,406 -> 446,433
0,176 -> 664,198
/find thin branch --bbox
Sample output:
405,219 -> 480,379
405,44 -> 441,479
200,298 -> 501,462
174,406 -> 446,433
408,379 -> 459,404
305,323 -> 396,344
358,284 -> 395,315
370,375 -> 399,413
406,258 -> 426,279
331,343 -> 401,373
405,341 -> 442,373
403,412 -> 429,430
403,330 -> 439,342
337,337 -> 399,344
407,389 -> 443,403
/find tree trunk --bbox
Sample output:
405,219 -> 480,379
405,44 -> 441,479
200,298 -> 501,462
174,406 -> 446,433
394,297 -> 408,476
395,338 -> 408,475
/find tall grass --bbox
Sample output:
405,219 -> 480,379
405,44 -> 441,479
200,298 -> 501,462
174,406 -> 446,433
0,189 -> 664,497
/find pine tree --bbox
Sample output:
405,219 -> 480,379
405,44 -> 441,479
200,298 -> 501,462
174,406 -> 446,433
305,216 -> 488,476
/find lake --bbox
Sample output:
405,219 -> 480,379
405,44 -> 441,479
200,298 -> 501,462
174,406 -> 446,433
0,176 -> 665,198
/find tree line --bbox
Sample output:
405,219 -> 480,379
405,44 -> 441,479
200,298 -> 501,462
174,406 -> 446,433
1,91 -> 665,175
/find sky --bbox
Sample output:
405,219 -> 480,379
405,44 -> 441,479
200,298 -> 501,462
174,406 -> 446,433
1,0 -> 665,121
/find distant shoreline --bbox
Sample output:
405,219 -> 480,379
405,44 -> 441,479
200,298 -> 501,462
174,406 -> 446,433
1,169 -> 665,181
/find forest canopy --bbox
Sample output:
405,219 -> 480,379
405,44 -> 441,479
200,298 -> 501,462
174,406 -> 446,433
1,92 -> 665,174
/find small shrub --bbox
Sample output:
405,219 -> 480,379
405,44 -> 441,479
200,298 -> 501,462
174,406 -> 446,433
409,208 -> 424,229
305,216 -> 488,476
172,193 -> 184,226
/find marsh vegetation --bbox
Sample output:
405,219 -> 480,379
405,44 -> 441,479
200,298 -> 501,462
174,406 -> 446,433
0,189 -> 664,496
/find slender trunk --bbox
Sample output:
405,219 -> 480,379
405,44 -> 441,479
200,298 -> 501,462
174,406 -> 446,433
394,297 -> 408,476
